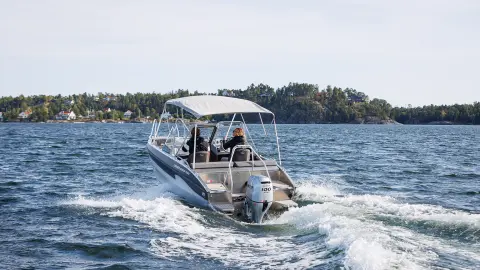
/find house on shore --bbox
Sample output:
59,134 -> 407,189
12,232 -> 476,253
55,111 -> 76,120
19,111 -> 31,119
124,110 -> 132,119
104,108 -> 111,113
348,95 -> 366,104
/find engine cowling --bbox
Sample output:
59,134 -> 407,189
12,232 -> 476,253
244,175 -> 273,223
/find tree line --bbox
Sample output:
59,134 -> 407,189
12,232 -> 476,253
0,83 -> 479,124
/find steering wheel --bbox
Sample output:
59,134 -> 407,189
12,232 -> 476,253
219,139 -> 226,151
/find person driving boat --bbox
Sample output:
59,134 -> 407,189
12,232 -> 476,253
222,127 -> 246,154
182,127 -> 209,155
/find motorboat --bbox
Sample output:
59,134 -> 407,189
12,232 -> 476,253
147,96 -> 297,223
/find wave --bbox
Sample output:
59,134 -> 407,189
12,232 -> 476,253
63,182 -> 480,269
90,264 -> 133,270
289,182 -> 480,268
55,242 -> 141,259
461,191 -> 480,196
270,204 -> 432,269
442,173 -> 480,179
65,193 -> 331,269
295,182 -> 480,232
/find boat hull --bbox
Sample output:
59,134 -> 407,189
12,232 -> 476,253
147,143 -> 210,208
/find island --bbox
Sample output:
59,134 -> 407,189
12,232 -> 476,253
0,83 -> 479,125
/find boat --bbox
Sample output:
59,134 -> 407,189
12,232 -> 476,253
147,96 -> 297,223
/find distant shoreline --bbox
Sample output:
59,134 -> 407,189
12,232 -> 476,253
1,120 -> 477,125
0,119 -> 151,124
1,84 -> 478,125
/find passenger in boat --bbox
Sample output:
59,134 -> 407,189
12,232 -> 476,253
182,127 -> 209,155
222,127 -> 246,154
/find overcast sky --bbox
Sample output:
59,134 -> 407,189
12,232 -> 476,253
0,0 -> 478,106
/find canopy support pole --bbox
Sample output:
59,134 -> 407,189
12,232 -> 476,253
193,123 -> 197,169
259,113 -> 267,135
273,117 -> 282,165
225,113 -> 236,140
240,114 -> 257,151
155,104 -> 167,137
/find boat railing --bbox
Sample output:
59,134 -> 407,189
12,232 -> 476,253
226,145 -> 271,194
172,119 -> 190,155
174,118 -> 189,139
165,125 -> 177,145
161,119 -> 189,155
150,117 -> 191,154
149,119 -> 157,142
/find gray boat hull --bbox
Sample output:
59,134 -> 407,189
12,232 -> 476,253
147,143 -> 210,208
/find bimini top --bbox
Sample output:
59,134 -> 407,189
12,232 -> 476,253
165,96 -> 273,118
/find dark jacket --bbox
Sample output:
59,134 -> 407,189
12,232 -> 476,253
222,136 -> 246,152
182,137 -> 209,154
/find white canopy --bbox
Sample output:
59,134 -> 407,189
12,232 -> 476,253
165,96 -> 273,118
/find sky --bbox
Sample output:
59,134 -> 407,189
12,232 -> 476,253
0,0 -> 479,106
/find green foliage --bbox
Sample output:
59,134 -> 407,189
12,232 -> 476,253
391,102 -> 480,124
0,85 -> 478,124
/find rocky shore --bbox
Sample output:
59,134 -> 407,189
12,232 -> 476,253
350,116 -> 401,125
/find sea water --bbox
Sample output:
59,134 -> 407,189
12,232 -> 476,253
0,123 -> 478,269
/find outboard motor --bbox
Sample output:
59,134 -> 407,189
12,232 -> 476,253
243,175 -> 273,223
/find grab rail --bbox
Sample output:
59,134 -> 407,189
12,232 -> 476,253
225,145 -> 271,194
174,119 -> 190,157
149,119 -> 157,142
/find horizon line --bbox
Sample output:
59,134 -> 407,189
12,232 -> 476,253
1,89 -> 478,108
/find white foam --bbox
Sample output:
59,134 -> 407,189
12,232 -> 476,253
65,194 -> 122,208
64,182 -> 480,269
295,181 -> 342,201
65,194 -> 329,269
290,182 -> 480,268
295,182 -> 480,229
271,204 -> 432,269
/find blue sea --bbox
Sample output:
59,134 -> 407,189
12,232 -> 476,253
0,123 -> 479,269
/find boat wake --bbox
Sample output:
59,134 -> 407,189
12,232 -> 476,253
288,182 -> 480,269
64,181 -> 480,270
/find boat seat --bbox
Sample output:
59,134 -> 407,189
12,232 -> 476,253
233,160 -> 277,167
232,148 -> 251,162
188,151 -> 210,164
155,138 -> 166,146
